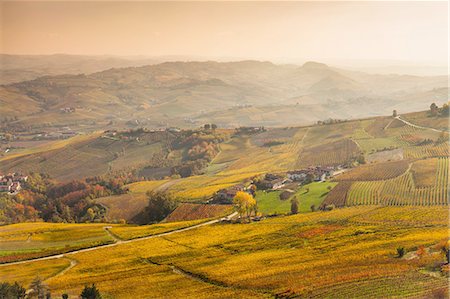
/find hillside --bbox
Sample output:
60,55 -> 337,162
2,206 -> 448,298
0,60 -> 447,129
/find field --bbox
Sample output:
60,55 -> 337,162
255,182 -> 337,215
401,111 -> 449,132
107,219 -> 210,240
96,193 -> 148,222
334,160 -> 409,181
2,206 -> 448,298
297,138 -> 360,168
0,223 -> 115,263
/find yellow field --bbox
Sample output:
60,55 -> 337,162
2,206 -> 448,298
108,219 -> 209,240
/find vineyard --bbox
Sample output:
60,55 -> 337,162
410,158 -> 439,188
334,160 -> 409,181
297,138 -> 360,167
320,182 -> 352,207
346,157 -> 448,206
0,223 -> 115,263
3,206 -> 448,298
164,203 -> 232,222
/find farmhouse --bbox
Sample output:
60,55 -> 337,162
212,184 -> 245,204
256,173 -> 292,190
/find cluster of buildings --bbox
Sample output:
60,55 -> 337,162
211,165 -> 343,204
0,173 -> 28,195
287,166 -> 339,183
60,107 -> 76,113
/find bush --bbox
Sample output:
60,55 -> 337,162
397,247 -> 405,258
279,190 -> 294,200
80,284 -> 102,299
323,204 -> 335,211
290,197 -> 299,214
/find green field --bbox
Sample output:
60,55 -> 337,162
256,182 -> 338,215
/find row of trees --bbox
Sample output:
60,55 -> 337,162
0,278 -> 102,299
430,103 -> 449,117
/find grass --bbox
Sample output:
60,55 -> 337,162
255,182 -> 337,215
293,182 -> 337,212
3,206 -> 448,298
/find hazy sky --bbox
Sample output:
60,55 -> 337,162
1,1 -> 448,65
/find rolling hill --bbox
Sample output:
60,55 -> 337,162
1,60 -> 447,129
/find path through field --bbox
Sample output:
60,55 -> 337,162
154,178 -> 183,192
396,116 -> 447,133
0,212 -> 238,267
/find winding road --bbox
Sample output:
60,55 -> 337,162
395,116 -> 447,133
0,212 -> 238,267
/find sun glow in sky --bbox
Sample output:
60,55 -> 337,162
1,1 -> 448,65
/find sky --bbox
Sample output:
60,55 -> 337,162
1,1 -> 448,66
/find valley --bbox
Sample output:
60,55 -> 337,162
1,103 -> 448,298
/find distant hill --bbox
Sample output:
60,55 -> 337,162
0,54 -> 160,85
0,60 -> 447,129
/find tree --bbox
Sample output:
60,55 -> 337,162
80,284 -> 102,299
0,282 -> 26,299
430,103 -> 439,116
441,103 -> 449,116
211,124 -> 218,131
356,154 -> 366,164
392,110 -> 397,117
204,124 -> 211,130
310,204 -> 316,212
290,197 -> 299,214
233,191 -> 256,221
143,191 -> 178,223
29,277 -> 49,299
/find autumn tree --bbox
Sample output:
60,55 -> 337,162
233,191 -> 256,221
143,191 -> 178,223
